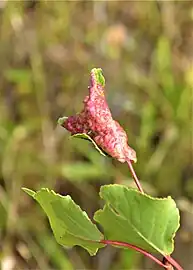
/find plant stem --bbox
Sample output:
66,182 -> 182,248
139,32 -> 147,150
164,255 -> 183,270
100,239 -> 168,269
100,240 -> 183,270
127,160 -> 144,193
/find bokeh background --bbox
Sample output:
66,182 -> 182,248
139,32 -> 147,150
0,1 -> 192,269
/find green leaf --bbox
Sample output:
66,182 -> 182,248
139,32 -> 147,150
71,133 -> 108,157
94,185 -> 180,255
23,188 -> 104,255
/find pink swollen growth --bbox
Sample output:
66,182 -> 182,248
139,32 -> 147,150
61,68 -> 137,164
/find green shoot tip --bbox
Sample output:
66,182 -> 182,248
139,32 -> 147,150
91,68 -> 105,87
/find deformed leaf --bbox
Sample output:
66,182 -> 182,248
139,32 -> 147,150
23,188 -> 104,255
94,185 -> 180,255
58,68 -> 137,163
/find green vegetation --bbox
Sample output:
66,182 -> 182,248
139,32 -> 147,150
23,185 -> 180,268
0,1 -> 192,269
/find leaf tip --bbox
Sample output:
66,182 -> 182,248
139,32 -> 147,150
22,187 -> 36,197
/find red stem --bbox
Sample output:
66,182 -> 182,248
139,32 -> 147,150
100,240 -> 183,270
164,255 -> 183,270
127,160 -> 144,193
100,239 -> 168,268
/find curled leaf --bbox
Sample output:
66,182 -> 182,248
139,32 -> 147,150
58,68 -> 137,163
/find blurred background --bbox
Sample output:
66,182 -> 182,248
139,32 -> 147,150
0,1 -> 192,269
